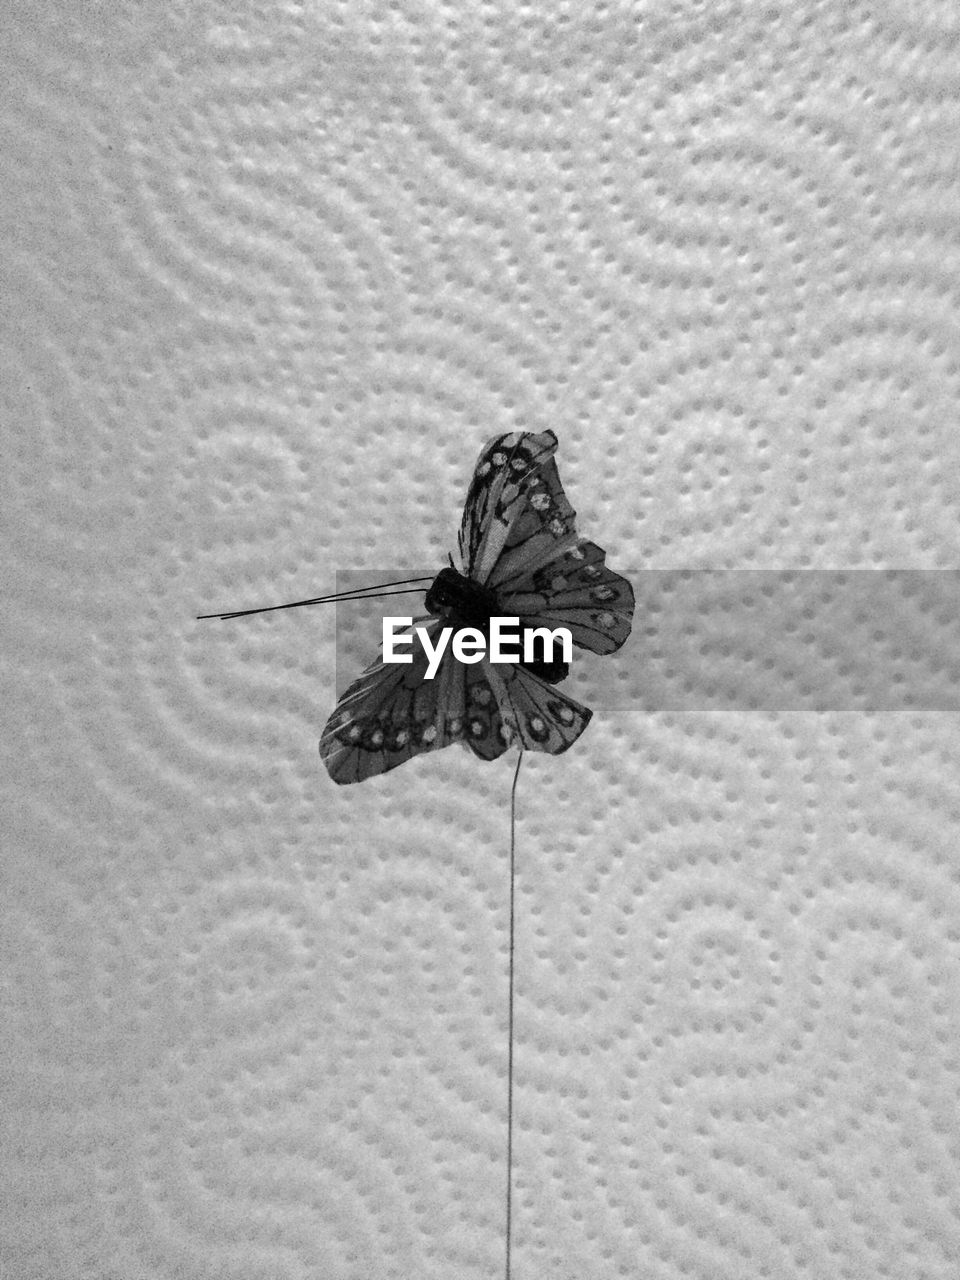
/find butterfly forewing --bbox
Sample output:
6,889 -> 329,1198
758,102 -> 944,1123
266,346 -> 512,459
321,622 -> 460,783
458,431 -> 577,585
484,456 -> 581,591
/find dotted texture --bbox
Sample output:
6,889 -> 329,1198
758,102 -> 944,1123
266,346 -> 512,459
2,3 -> 960,1279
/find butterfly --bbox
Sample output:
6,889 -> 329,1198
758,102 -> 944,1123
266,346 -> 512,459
320,431 -> 634,784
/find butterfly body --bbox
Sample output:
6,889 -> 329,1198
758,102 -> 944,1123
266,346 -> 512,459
320,431 -> 634,783
424,566 -> 571,686
424,566 -> 500,631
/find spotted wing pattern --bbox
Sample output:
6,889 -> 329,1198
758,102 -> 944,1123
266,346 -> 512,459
458,660 -> 513,762
458,431 -> 578,586
320,622 -> 456,784
484,661 -> 593,754
320,627 -> 594,782
321,432 -> 632,782
497,540 -> 635,655
321,623 -> 515,782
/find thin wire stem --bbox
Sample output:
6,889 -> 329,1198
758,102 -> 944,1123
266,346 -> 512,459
505,748 -> 523,1280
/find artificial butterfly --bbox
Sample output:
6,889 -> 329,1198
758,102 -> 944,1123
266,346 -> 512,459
320,431 -> 634,784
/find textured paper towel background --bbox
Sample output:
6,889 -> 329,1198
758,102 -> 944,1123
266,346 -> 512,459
4,3 -> 960,1278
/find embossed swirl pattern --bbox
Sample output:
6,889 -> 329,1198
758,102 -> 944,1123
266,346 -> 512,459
3,2 -> 960,1278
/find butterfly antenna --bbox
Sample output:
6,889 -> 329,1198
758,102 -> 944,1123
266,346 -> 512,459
196,576 -> 434,621
505,748 -> 523,1280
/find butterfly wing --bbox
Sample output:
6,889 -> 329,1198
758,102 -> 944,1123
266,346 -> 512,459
482,660 -> 593,755
320,621 -> 461,784
320,619 -> 570,778
497,539 -> 635,655
323,433 -> 630,781
458,431 -> 579,587
458,432 -> 634,653
457,660 -> 515,761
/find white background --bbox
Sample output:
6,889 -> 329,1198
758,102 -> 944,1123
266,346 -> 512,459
3,3 -> 960,1277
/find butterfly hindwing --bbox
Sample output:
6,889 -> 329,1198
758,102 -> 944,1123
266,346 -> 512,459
497,539 -> 635,655
459,660 -> 514,761
484,660 -> 593,754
